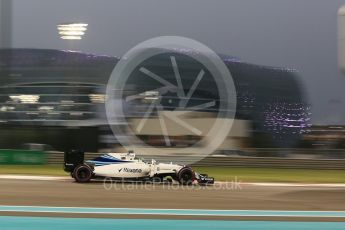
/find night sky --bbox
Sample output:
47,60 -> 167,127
10,0 -> 345,124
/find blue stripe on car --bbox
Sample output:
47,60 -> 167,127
92,155 -> 129,163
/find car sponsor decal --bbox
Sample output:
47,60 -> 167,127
118,168 -> 142,173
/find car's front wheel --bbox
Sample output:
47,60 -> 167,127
177,167 -> 194,185
73,164 -> 92,183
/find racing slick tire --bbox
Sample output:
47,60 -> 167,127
177,167 -> 194,185
73,164 -> 93,183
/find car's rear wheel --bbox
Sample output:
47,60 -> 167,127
73,164 -> 92,183
177,167 -> 194,185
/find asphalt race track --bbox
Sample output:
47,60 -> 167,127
0,179 -> 345,209
1,178 -> 345,229
0,179 -> 345,217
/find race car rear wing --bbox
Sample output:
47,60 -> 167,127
64,149 -> 85,173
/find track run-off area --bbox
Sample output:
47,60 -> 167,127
1,216 -> 345,230
1,176 -> 345,229
1,207 -> 345,230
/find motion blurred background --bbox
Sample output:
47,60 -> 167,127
1,0 -> 345,166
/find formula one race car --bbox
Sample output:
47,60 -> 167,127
63,150 -> 214,185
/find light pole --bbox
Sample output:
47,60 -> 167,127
0,0 -> 12,48
338,5 -> 345,74
57,23 -> 88,40
57,22 -> 88,50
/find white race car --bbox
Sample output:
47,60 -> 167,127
64,150 -> 214,185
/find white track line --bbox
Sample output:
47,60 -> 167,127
1,175 -> 345,188
1,205 -> 345,218
218,182 -> 345,188
243,182 -> 345,187
0,175 -> 70,181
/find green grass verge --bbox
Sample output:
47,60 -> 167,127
194,167 -> 345,183
0,165 -> 345,183
0,165 -> 68,176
